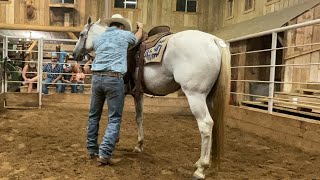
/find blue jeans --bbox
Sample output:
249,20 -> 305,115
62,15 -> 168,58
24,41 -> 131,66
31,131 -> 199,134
71,82 -> 84,93
61,83 -> 70,93
42,78 -> 63,94
86,75 -> 125,158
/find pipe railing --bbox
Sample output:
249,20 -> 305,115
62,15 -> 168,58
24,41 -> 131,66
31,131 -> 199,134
1,19 -> 320,112
228,19 -> 320,114
228,18 -> 320,42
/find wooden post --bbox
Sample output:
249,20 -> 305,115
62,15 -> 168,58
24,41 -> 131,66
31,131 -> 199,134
105,0 -> 111,18
237,41 -> 247,104
67,32 -> 78,40
268,32 -> 277,113
64,13 -> 70,27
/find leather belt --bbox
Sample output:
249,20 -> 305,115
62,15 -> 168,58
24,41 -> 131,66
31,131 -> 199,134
93,71 -> 123,78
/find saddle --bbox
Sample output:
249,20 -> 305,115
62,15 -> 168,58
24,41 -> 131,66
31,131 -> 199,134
125,26 -> 172,97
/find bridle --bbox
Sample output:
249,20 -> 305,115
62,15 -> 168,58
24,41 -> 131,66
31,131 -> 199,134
80,23 -> 94,60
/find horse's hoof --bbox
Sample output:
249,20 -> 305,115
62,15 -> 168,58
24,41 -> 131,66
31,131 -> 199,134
192,174 -> 205,180
193,170 -> 205,180
194,160 -> 201,168
133,146 -> 143,153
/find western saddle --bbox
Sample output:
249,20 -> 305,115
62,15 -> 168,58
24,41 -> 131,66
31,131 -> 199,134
126,25 -> 172,97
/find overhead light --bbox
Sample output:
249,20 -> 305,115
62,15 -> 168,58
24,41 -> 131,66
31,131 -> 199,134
124,1 -> 137,4
22,31 -> 43,39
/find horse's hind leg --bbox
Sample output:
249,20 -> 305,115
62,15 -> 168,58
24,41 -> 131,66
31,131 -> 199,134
184,91 -> 213,179
133,94 -> 144,153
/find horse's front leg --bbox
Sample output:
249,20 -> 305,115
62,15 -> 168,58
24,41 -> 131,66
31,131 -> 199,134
133,94 -> 144,153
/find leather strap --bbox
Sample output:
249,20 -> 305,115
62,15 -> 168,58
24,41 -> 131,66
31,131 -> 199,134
92,71 -> 123,78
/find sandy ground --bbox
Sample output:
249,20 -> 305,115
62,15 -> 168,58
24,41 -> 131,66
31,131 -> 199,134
0,107 -> 319,180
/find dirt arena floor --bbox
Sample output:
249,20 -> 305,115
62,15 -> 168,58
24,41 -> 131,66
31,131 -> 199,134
0,106 -> 320,180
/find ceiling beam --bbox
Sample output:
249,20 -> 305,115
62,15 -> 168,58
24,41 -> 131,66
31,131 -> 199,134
0,24 -> 82,32
27,40 -> 38,54
67,32 -> 78,40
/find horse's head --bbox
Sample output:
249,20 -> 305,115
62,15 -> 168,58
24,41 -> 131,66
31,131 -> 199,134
73,17 -> 107,61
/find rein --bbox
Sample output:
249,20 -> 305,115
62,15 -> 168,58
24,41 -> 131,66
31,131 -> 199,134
81,23 -> 94,59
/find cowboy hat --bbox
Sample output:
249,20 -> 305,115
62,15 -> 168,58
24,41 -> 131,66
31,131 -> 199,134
103,14 -> 132,31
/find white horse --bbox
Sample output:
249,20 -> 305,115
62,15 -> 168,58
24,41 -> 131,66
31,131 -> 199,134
73,17 -> 231,179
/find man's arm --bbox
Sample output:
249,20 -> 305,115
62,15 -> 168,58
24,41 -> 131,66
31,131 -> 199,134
52,74 -> 62,83
62,76 -> 71,83
84,59 -> 92,74
43,64 -> 48,72
52,65 -> 63,83
134,22 -> 143,42
65,53 -> 69,63
22,65 -> 28,81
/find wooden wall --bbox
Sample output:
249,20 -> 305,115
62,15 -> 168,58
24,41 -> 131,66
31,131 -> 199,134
0,0 -> 105,30
107,0 -> 315,33
283,4 -> 320,92
228,106 -> 320,154
230,36 -> 280,105
109,0 -> 221,33
219,0 -> 312,29
0,0 -> 316,34
0,0 -> 221,33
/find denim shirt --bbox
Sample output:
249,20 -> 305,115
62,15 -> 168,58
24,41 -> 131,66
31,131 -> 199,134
43,63 -> 63,79
92,27 -> 138,74
57,50 -> 68,63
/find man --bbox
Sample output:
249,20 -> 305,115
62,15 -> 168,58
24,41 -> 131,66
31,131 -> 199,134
86,14 -> 143,165
61,63 -> 72,93
42,52 -> 63,94
55,45 -> 69,64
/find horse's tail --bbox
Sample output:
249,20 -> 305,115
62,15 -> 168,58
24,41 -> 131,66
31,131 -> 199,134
208,38 -> 231,167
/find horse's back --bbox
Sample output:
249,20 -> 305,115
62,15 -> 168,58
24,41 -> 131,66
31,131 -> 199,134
165,30 -> 222,93
143,30 -> 222,96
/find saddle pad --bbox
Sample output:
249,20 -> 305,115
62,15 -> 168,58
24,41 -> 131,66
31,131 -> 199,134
144,34 -> 173,64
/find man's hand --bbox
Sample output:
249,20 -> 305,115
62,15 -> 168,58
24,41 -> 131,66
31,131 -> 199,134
135,22 -> 144,41
136,22 -> 143,30
51,80 -> 56,86
84,65 -> 91,74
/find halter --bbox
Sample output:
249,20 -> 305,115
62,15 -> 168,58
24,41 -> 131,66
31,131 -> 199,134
81,23 -> 94,59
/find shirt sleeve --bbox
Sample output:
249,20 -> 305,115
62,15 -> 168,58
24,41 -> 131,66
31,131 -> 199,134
43,64 -> 48,72
58,65 -> 63,73
63,51 -> 69,56
127,32 -> 138,45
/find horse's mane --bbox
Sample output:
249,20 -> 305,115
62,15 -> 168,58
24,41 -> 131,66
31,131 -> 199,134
94,19 -> 109,28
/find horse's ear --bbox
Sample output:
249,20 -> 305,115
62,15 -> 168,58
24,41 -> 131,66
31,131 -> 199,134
87,16 -> 92,24
95,18 -> 101,24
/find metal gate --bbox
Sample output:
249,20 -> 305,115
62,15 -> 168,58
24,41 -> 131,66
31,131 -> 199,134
0,32 -> 79,109
0,34 -> 4,110
228,18 -> 320,120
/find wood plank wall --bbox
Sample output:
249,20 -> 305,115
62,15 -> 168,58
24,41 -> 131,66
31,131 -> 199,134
220,0 -> 311,28
0,0 -> 105,28
109,0 -> 220,33
283,4 -> 320,92
0,0 -> 316,33
1,0 -> 213,32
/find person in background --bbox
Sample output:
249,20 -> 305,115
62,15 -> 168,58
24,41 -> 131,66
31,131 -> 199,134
55,45 -> 69,64
83,53 -> 95,75
70,64 -> 85,93
42,52 -> 63,94
61,64 -> 73,93
22,59 -> 38,93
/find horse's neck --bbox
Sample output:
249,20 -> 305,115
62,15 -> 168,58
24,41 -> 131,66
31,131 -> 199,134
92,24 -> 108,38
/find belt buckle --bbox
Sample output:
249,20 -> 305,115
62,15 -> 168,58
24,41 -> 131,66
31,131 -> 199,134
114,72 -> 120,78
